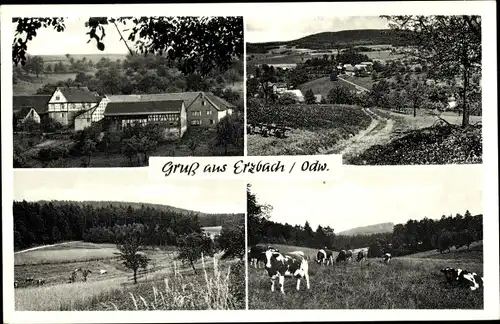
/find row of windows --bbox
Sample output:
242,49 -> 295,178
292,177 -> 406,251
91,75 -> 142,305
148,114 -> 179,122
49,103 -> 93,111
191,119 -> 215,125
192,110 -> 213,116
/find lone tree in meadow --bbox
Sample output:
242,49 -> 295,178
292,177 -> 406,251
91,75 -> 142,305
177,232 -> 214,274
114,223 -> 150,284
381,15 -> 481,127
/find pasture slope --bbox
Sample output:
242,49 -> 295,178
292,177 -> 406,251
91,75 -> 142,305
15,241 -> 244,311
248,243 -> 483,309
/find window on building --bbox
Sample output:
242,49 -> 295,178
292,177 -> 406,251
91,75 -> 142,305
87,118 -> 90,122
55,95 -> 60,100
191,120 -> 201,126
70,103 -> 76,110
61,113 -> 65,118
210,120 -> 215,125
192,111 -> 202,117
202,100 -> 206,106
206,110 -> 212,116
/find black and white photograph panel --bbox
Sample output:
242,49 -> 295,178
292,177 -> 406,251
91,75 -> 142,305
247,166 -> 483,309
246,15 -> 482,165
12,16 -> 244,168
12,169 -> 245,311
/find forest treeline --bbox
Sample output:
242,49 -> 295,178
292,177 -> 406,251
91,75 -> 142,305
248,185 -> 483,257
13,200 -> 243,250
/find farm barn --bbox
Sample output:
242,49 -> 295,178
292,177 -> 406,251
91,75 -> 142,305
46,87 -> 102,127
13,95 -> 51,126
101,92 -> 234,128
104,100 -> 188,140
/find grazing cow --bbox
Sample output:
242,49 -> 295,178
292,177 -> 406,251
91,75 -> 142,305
248,244 -> 277,268
81,269 -> 92,282
336,249 -> 352,263
346,250 -> 353,261
68,271 -> 77,283
383,253 -> 392,263
316,249 -> 334,266
14,280 -> 19,288
99,269 -> 107,275
357,250 -> 368,262
25,277 -> 34,284
36,278 -> 45,286
264,249 -> 310,294
440,267 -> 483,291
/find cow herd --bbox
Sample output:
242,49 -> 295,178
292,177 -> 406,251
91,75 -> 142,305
15,268 -> 109,288
249,244 -> 483,294
14,277 -> 45,288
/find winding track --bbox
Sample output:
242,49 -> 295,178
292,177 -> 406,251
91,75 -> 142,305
15,241 -> 82,254
325,107 -> 394,162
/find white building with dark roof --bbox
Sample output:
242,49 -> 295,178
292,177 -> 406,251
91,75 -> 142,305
47,87 -> 102,126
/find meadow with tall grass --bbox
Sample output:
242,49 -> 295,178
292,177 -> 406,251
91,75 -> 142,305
248,244 -> 483,309
15,243 -> 245,311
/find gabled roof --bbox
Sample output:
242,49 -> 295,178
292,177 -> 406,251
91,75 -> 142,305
14,106 -> 38,119
56,87 -> 101,103
105,91 -> 234,112
75,105 -> 98,118
106,92 -> 200,108
204,93 -> 235,111
104,100 -> 184,116
13,95 -> 51,114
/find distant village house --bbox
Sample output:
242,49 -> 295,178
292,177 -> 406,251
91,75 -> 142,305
13,95 -> 51,127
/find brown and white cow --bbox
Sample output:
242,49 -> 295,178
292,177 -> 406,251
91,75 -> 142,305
357,250 -> 368,262
440,266 -> 483,291
264,249 -> 310,294
316,249 -> 334,266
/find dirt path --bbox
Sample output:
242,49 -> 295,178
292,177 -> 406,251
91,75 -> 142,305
15,241 -> 82,254
324,108 -> 394,162
338,76 -> 370,93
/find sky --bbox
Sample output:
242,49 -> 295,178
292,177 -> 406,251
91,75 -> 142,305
13,17 -> 131,55
249,166 -> 483,233
246,15 -> 390,43
13,169 -> 246,214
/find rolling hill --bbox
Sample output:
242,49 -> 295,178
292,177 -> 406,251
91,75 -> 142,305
247,29 -> 412,52
338,222 -> 394,236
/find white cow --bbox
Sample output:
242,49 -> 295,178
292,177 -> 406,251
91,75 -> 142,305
99,269 -> 107,275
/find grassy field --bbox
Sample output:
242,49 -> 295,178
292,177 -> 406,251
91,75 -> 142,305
297,75 -> 375,98
248,243 -> 483,309
247,104 -> 372,155
14,241 -> 244,310
13,73 -> 80,95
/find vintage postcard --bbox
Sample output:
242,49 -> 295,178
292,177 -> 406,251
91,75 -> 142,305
1,1 -> 499,323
